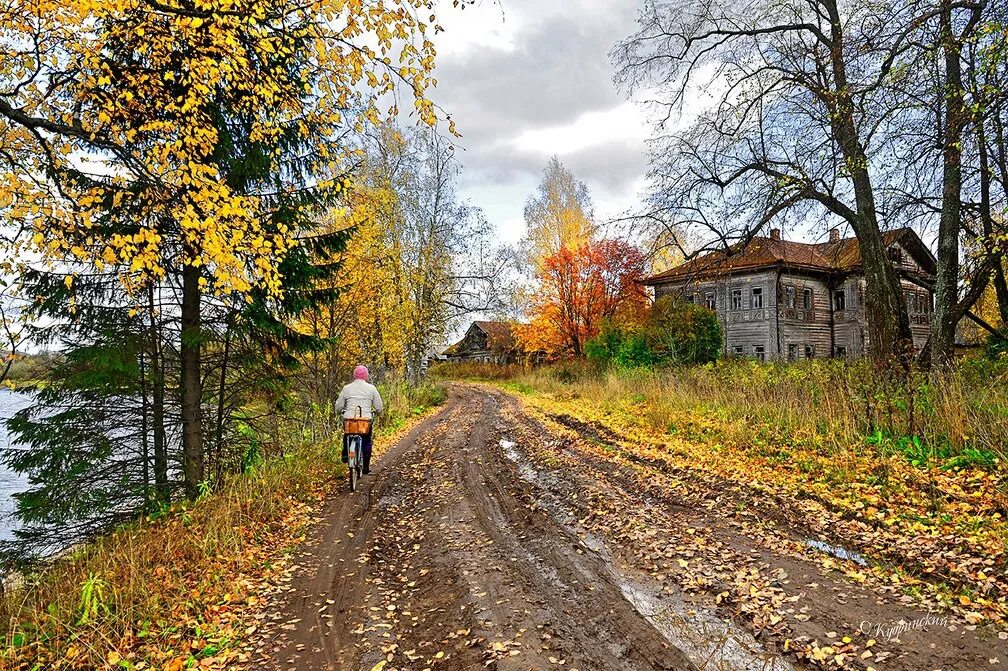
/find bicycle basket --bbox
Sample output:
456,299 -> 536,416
344,418 -> 370,435
343,407 -> 370,435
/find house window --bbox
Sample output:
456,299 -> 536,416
803,288 -> 813,310
907,292 -> 916,313
753,345 -> 766,362
684,293 -> 694,304
804,344 -> 815,359
888,246 -> 903,263
787,343 -> 798,361
731,289 -> 743,311
751,287 -> 764,309
732,344 -> 744,356
920,292 -> 930,313
785,286 -> 795,308
834,289 -> 846,311
834,345 -> 847,358
705,292 -> 716,310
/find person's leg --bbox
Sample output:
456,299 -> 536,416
341,432 -> 349,463
362,424 -> 373,474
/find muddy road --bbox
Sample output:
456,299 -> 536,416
248,385 -> 1004,671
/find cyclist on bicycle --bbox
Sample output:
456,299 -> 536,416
334,365 -> 384,475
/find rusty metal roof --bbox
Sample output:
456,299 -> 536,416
642,228 -> 936,284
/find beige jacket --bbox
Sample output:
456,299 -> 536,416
334,379 -> 384,420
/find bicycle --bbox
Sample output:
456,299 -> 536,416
346,433 -> 363,492
343,409 -> 371,493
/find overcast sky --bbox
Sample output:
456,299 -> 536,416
428,0 -> 651,244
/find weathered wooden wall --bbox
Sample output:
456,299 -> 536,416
653,266 -> 931,360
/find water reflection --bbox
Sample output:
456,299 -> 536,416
0,388 -> 32,542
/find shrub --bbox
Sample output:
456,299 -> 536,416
585,297 -> 722,369
987,331 -> 1008,359
645,296 -> 722,364
585,321 -> 655,368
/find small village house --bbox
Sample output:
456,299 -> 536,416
443,321 -> 521,364
641,227 -> 937,361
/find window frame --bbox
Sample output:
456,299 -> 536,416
705,292 -> 716,310
730,288 -> 743,311
785,285 -> 795,308
834,289 -> 847,311
802,287 -> 813,310
804,344 -> 815,359
751,286 -> 764,310
753,345 -> 766,362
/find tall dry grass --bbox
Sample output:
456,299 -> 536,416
508,357 -> 1008,468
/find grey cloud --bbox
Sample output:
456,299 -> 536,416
432,1 -> 649,218
563,140 -> 647,193
435,2 -> 642,151
456,138 -> 646,197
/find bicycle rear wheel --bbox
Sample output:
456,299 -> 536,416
348,436 -> 360,492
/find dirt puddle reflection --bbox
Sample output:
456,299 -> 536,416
500,437 -> 792,671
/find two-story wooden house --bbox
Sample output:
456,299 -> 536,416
641,227 -> 937,360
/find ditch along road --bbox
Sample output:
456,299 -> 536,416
247,384 -> 1005,671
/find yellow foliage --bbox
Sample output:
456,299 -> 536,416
0,0 -> 447,302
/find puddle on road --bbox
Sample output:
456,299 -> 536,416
500,439 -> 544,484
619,578 -> 792,671
499,436 -> 793,671
806,539 -> 868,566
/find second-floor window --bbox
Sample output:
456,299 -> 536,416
834,289 -> 846,311
705,292 -> 716,310
803,288 -> 813,309
731,289 -> 743,310
907,292 -> 916,313
751,287 -> 764,309
785,286 -> 795,308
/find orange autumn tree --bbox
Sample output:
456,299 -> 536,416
522,239 -> 647,357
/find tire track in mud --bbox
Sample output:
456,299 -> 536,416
497,390 -> 1008,671
247,383 -> 1008,671
248,385 -> 703,671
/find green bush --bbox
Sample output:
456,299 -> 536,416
646,296 -> 722,364
987,331 -> 1008,359
585,297 -> 722,369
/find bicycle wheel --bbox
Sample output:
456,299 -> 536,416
348,437 -> 357,492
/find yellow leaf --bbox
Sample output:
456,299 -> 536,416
369,662 -> 387,671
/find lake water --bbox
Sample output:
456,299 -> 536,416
0,388 -> 32,542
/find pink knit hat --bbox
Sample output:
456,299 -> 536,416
353,365 -> 369,381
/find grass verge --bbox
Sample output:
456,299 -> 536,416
0,381 -> 446,670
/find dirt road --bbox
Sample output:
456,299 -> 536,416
247,385 -> 1005,671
